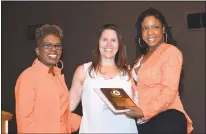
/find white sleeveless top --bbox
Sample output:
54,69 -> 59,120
79,62 -> 138,133
131,56 -> 148,124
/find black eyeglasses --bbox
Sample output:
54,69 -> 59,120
38,43 -> 63,50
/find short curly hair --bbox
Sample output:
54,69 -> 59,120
35,24 -> 63,45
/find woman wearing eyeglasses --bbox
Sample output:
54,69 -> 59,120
15,24 -> 81,133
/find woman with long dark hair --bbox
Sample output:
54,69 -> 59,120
69,24 -> 138,133
125,8 -> 193,134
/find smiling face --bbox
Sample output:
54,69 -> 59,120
99,29 -> 119,60
35,34 -> 62,68
141,15 -> 164,47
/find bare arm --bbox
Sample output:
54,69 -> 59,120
69,65 -> 85,111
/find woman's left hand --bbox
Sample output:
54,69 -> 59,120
124,106 -> 144,119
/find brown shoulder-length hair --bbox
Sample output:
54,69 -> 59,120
88,24 -> 130,79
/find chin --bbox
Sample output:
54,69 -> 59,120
47,60 -> 58,66
104,55 -> 115,59
147,42 -> 158,47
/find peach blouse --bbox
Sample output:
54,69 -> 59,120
132,43 -> 193,133
15,59 -> 81,133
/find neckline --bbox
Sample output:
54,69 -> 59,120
97,71 -> 121,80
141,42 -> 165,66
32,58 -> 61,76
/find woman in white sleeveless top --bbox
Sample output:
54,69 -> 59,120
69,24 -> 138,133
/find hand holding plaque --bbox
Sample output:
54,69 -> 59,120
94,88 -> 137,113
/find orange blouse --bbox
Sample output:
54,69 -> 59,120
132,43 -> 193,134
15,59 -> 81,133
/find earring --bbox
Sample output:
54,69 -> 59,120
163,32 -> 168,43
138,38 -> 144,48
56,60 -> 64,70
163,28 -> 168,43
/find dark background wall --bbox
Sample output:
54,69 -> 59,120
1,2 -> 205,134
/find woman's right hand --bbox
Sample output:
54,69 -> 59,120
124,106 -> 144,119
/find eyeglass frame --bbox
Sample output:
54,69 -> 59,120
38,42 -> 63,51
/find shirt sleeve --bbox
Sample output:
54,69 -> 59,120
15,72 -> 36,133
69,113 -> 81,132
140,47 -> 183,120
